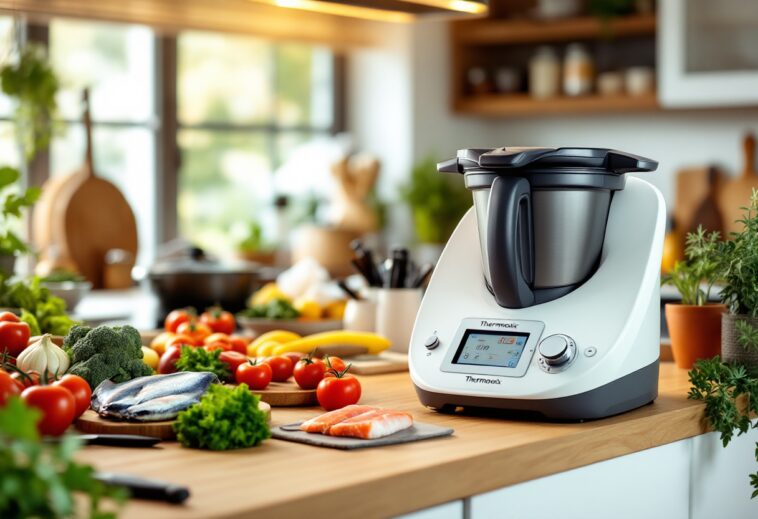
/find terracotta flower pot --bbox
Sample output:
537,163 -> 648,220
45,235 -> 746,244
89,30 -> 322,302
665,303 -> 725,369
721,313 -> 758,369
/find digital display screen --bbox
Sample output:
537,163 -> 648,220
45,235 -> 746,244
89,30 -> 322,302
452,330 -> 530,368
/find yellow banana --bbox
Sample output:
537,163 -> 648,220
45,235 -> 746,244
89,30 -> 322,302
271,331 -> 391,356
248,330 -> 301,356
255,340 -> 287,357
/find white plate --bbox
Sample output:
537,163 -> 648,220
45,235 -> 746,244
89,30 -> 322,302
238,317 -> 343,337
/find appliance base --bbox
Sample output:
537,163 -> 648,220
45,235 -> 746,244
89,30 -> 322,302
414,360 -> 659,421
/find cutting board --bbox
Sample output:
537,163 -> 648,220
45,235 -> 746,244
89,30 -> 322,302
239,381 -> 318,407
47,90 -> 138,288
272,421 -> 454,450
76,401 -> 272,441
674,165 -> 726,237
718,133 -> 758,237
348,352 -> 408,375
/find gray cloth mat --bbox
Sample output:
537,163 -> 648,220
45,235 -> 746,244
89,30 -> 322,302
272,421 -> 454,450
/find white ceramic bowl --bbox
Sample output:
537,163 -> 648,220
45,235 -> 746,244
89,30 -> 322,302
41,281 -> 92,312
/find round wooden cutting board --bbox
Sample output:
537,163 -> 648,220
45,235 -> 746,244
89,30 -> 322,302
238,381 -> 318,407
75,401 -> 271,441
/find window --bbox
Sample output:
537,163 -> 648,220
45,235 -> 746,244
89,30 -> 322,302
176,31 -> 336,254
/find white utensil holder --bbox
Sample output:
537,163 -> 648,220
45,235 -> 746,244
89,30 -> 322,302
375,288 -> 423,354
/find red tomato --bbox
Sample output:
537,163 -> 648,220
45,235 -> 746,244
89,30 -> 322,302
0,370 -> 20,405
316,373 -> 361,411
200,307 -> 236,335
323,355 -> 347,376
158,346 -> 182,374
203,342 -> 230,353
283,352 -> 303,369
0,312 -> 31,358
11,370 -> 40,389
264,356 -> 293,382
166,334 -> 197,350
293,357 -> 326,389
219,351 -> 247,378
21,385 -> 76,436
176,321 -> 212,345
236,361 -> 272,390
164,309 -> 193,333
53,374 -> 92,418
203,333 -> 231,345
228,336 -> 249,355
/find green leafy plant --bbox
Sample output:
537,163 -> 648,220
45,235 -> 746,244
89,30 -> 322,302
688,357 -> 758,497
0,397 -> 126,518
0,275 -> 78,335
175,346 -> 231,381
736,320 -> 758,354
661,226 -> 724,305
173,383 -> 270,450
235,221 -> 266,253
399,155 -> 471,244
239,298 -> 300,320
720,190 -> 758,317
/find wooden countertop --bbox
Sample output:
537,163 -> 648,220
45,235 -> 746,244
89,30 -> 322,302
75,363 -> 705,519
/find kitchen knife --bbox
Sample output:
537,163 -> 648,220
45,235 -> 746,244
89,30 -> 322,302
94,472 -> 190,504
45,434 -> 161,447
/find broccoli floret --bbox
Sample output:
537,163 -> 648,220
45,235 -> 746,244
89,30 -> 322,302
64,324 -> 152,389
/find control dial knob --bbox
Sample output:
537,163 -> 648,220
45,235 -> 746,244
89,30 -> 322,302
538,334 -> 576,370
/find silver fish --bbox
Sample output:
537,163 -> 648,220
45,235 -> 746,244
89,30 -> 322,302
122,394 -> 204,421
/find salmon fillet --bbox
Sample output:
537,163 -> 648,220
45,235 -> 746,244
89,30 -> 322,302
300,405 -> 376,434
328,409 -> 413,439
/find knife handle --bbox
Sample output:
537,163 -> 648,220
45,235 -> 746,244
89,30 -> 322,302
89,434 -> 162,447
95,472 -> 190,504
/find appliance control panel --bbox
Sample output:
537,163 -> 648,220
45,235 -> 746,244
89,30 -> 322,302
537,334 -> 577,373
439,318 -> 545,378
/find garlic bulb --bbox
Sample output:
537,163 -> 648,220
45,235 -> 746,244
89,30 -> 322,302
17,334 -> 70,377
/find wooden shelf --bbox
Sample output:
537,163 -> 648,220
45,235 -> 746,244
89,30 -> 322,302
453,14 -> 656,46
454,92 -> 660,117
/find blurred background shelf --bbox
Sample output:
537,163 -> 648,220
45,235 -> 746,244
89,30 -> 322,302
453,14 -> 657,46
454,92 -> 659,117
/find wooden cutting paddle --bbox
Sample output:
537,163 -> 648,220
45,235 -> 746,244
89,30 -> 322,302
686,166 -> 724,237
718,133 -> 758,237
49,90 -> 138,288
673,165 -> 726,237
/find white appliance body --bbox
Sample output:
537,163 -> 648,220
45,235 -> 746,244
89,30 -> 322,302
409,177 -> 666,419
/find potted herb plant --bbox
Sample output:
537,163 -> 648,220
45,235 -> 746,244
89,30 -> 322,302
663,226 -> 725,369
399,156 -> 471,261
718,190 -> 758,368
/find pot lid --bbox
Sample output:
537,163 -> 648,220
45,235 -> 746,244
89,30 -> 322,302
438,147 -> 658,175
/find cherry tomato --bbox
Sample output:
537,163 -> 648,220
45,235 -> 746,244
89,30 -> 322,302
283,352 -> 303,369
323,355 -> 347,376
164,309 -> 193,333
236,361 -> 272,390
219,351 -> 247,377
293,357 -> 326,390
158,346 -> 182,374
316,373 -> 362,411
0,312 -> 31,358
11,370 -> 40,389
0,370 -> 20,405
264,356 -> 294,382
166,334 -> 197,350
228,335 -> 250,355
200,307 -> 236,335
203,333 -> 231,345
203,341 -> 230,353
53,374 -> 92,418
149,331 -> 176,356
21,385 -> 76,436
176,321 -> 212,345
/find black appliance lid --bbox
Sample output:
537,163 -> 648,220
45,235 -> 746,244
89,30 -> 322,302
438,147 -> 658,175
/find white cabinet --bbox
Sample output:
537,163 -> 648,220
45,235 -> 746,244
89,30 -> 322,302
469,441 -> 690,519
690,427 -> 758,519
395,500 -> 463,519
658,0 -> 758,107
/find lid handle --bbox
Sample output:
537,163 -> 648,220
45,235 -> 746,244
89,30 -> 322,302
437,158 -> 461,174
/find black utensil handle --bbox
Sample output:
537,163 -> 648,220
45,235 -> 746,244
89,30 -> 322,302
486,175 -> 535,308
95,473 -> 190,504
89,434 -> 161,447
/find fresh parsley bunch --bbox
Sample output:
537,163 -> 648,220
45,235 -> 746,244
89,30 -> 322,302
688,357 -> 758,497
175,346 -> 231,381
0,397 -> 126,518
173,384 -> 270,450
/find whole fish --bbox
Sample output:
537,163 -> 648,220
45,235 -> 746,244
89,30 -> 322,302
122,394 -> 205,421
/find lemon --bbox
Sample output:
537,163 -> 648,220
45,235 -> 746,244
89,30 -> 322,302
323,300 -> 347,320
294,299 -> 322,320
141,346 -> 160,369
250,283 -> 289,307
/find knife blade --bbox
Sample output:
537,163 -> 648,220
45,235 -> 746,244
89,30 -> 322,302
45,434 -> 161,447
94,472 -> 190,504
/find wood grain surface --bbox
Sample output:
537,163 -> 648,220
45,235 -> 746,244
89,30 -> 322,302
75,402 -> 272,440
73,363 -> 704,519
237,381 -> 317,407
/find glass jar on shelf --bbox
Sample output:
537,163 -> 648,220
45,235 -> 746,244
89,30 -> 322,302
563,43 -> 594,97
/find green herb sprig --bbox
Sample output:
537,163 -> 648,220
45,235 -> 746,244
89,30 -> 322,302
688,357 -> 758,497
0,397 -> 126,518
173,384 -> 270,450
662,225 -> 724,306
175,346 -> 231,381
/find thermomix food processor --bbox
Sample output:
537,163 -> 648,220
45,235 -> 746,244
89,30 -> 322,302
409,147 -> 664,420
